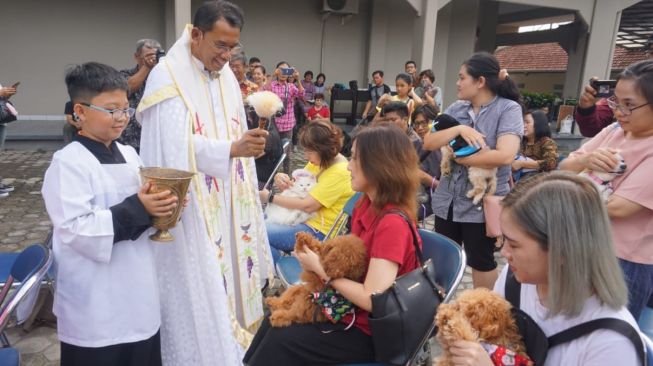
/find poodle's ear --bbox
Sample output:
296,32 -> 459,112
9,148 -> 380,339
322,235 -> 367,280
435,303 -> 454,327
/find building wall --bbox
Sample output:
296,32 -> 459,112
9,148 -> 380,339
509,72 -> 566,96
0,0 -> 165,116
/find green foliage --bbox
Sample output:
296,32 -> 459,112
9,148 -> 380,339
521,91 -> 557,109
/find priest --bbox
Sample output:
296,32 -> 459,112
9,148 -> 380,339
138,1 -> 273,365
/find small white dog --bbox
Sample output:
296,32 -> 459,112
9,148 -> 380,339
441,148 -> 497,205
265,169 -> 317,226
578,152 -> 627,201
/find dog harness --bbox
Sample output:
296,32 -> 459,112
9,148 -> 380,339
312,287 -> 356,326
480,342 -> 534,366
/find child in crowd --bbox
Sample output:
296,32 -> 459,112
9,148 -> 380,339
374,73 -> 423,121
42,62 -> 178,366
306,93 -> 330,122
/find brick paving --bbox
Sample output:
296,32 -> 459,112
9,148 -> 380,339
0,146 -> 504,365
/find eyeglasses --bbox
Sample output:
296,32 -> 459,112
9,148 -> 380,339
413,119 -> 430,127
212,41 -> 243,55
80,103 -> 135,121
606,96 -> 650,116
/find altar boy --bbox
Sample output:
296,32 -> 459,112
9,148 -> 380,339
42,62 -> 177,366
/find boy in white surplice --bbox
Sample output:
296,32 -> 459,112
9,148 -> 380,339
42,62 -> 178,366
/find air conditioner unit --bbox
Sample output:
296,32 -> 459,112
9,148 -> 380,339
322,0 -> 359,15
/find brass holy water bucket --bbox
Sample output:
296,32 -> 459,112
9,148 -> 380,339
140,167 -> 195,242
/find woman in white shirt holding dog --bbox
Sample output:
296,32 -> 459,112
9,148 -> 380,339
449,172 -> 640,366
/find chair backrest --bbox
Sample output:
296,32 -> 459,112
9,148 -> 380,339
323,192 -> 362,240
417,229 -> 466,303
0,244 -> 53,331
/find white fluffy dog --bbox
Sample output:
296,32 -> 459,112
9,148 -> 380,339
578,151 -> 626,201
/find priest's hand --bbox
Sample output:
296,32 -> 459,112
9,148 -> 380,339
138,182 -> 179,217
230,129 -> 268,158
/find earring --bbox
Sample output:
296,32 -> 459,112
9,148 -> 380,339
72,113 -> 79,122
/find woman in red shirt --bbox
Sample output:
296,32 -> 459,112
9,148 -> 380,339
244,122 -> 422,365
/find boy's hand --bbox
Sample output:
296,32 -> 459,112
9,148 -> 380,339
138,182 -> 179,217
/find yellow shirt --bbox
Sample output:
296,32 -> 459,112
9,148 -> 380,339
305,161 -> 354,235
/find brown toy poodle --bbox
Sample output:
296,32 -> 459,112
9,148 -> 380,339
435,288 -> 527,366
265,232 -> 367,327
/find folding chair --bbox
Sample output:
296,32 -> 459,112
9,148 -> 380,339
0,244 -> 54,366
275,192 -> 362,287
0,232 -> 54,294
340,229 -> 466,366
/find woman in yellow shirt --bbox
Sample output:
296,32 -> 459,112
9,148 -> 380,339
260,121 -> 354,263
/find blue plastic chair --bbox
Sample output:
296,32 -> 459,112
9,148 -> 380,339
276,192 -> 362,287
0,244 -> 53,366
341,229 -> 466,366
0,232 -> 54,294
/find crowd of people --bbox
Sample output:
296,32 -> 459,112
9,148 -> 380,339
1,0 -> 651,365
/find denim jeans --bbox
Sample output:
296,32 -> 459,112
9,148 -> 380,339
618,258 -> 653,319
266,222 -> 325,264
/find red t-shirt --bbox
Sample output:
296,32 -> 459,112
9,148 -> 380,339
341,197 -> 421,335
307,106 -> 330,120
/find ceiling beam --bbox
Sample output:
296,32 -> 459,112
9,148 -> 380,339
498,7 -> 575,25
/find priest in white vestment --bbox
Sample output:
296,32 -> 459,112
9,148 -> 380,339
137,2 -> 273,365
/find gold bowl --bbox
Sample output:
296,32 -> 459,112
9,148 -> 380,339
140,167 -> 195,242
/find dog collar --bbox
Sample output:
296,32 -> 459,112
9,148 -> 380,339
586,171 -> 609,185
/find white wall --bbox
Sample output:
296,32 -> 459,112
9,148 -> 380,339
0,0 -> 165,116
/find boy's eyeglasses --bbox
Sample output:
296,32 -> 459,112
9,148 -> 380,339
80,103 -> 135,121
606,96 -> 650,116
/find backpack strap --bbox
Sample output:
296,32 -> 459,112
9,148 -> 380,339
548,318 -> 646,366
504,267 -> 521,308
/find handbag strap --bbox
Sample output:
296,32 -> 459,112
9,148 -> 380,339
377,209 -> 425,267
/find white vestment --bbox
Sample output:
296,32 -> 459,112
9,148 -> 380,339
138,25 -> 272,366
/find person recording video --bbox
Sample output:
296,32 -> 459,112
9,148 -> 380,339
118,38 -> 164,152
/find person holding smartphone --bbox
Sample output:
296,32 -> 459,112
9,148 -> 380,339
575,34 -> 653,138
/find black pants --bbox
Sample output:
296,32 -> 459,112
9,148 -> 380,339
434,205 -> 497,271
243,316 -> 375,366
61,330 -> 162,366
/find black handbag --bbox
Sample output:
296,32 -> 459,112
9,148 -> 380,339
0,100 -> 17,124
368,210 -> 445,365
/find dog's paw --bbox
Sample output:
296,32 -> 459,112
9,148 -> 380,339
269,311 -> 293,327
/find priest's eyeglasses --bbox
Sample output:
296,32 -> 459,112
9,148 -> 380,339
606,96 -> 650,116
80,103 -> 136,121
214,41 -> 243,55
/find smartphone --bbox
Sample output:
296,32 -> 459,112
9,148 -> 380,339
11,82 -> 20,88
280,67 -> 295,76
590,79 -> 616,98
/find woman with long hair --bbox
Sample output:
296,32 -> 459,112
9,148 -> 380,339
424,52 -> 524,289
512,109 -> 558,181
245,123 -> 422,365
449,172 -> 638,365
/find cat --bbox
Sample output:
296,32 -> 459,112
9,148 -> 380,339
265,169 -> 317,226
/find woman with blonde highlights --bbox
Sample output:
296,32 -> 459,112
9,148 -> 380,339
449,171 -> 638,365
245,123 -> 422,365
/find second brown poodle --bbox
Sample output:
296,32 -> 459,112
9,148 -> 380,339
435,288 -> 528,366
265,232 -> 367,327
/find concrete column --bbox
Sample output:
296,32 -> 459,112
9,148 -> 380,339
476,0 -> 499,52
174,0 -> 192,37
412,0 -> 439,71
366,0 -> 390,81
581,0 -> 638,83
562,30 -> 588,100
436,0 -> 481,107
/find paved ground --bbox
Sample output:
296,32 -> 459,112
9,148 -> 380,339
0,143 -> 503,365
